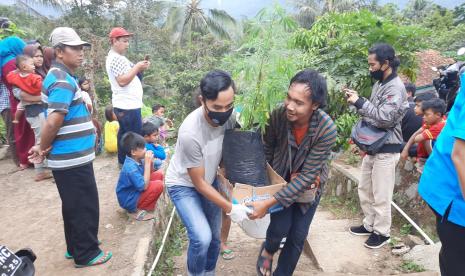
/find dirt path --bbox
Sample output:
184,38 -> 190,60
173,222 -> 319,276
0,154 -> 155,276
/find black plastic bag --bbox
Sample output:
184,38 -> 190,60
222,129 -> 268,187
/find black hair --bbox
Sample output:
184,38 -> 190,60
200,70 -> 236,101
141,122 -> 159,137
120,132 -> 146,157
368,43 -> 400,73
78,76 -> 89,86
289,69 -> 328,108
152,104 -> 165,113
404,82 -> 416,97
414,92 -> 437,103
421,99 -> 446,115
105,105 -> 115,122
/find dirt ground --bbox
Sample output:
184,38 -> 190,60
0,154 -> 155,276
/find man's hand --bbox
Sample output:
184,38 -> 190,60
28,145 -> 51,164
343,88 -> 359,104
136,60 -> 150,72
247,200 -> 270,220
227,204 -> 252,223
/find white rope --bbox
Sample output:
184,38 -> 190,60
147,207 -> 176,276
391,201 -> 435,245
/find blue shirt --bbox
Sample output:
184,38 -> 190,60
42,62 -> 95,170
145,143 -> 166,160
116,157 -> 146,212
418,71 -> 465,227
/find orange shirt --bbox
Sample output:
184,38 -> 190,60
6,71 -> 42,96
292,125 -> 309,146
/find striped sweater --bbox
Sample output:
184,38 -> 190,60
263,105 -> 337,213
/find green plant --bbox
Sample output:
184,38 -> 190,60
223,4 -> 305,132
345,151 -> 361,166
334,112 -> 358,151
400,223 -> 413,235
400,260 -> 425,273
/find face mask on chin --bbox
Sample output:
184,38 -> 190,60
370,68 -> 384,81
204,104 -> 233,126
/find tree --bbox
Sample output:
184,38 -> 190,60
454,3 -> 465,25
403,0 -> 434,24
163,0 -> 239,44
292,0 -> 368,28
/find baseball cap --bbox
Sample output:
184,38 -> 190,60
49,27 -> 90,47
109,27 -> 133,39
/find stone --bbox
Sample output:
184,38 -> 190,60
0,145 -> 9,160
392,243 -> 411,255
404,243 -> 442,272
336,183 -> 342,196
404,159 -> 415,171
347,180 -> 352,193
406,234 -> 425,247
405,183 -> 419,200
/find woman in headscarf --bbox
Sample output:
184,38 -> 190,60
23,44 -> 45,78
0,36 -> 35,169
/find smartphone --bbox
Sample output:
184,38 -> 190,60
144,54 -> 150,61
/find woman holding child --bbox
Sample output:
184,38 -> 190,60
0,36 -> 35,169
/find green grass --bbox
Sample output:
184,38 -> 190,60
400,260 -> 425,273
320,194 -> 360,219
151,214 -> 188,276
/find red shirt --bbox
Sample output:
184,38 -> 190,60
417,117 -> 446,158
5,71 -> 42,96
292,125 -> 309,146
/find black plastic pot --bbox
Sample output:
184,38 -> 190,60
222,129 -> 268,187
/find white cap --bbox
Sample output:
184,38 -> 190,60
49,27 -> 90,47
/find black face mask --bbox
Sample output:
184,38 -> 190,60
204,105 -> 233,126
370,69 -> 384,81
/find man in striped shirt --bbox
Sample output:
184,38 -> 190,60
29,27 -> 112,268
249,69 -> 337,276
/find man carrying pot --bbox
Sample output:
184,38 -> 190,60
248,69 -> 337,276
165,70 -> 251,276
346,43 -> 408,249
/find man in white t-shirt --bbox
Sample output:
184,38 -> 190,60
165,70 -> 251,276
105,27 -> 150,165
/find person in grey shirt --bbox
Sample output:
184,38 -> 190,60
165,70 -> 250,276
345,43 -> 408,249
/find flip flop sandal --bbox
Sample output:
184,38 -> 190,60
220,249 -> 235,260
256,242 -> 272,276
65,240 -> 102,259
135,210 -> 154,221
74,251 -> 112,268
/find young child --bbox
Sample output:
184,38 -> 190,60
6,55 -> 42,124
78,77 -> 93,113
413,92 -> 437,116
104,105 -> 119,153
7,55 -> 51,181
116,132 -> 164,221
141,122 -> 166,171
402,99 -> 446,173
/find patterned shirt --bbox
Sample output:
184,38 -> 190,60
0,81 -> 10,113
42,62 -> 95,170
263,105 -> 337,213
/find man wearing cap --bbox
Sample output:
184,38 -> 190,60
29,27 -> 112,268
106,27 -> 150,165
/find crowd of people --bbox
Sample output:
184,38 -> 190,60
1,23 -> 464,276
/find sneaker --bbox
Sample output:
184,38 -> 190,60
364,233 -> 390,249
349,225 -> 372,236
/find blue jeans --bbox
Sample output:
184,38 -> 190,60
264,195 -> 321,276
113,107 -> 142,165
167,181 -> 221,276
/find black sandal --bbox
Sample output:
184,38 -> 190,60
256,242 -> 272,276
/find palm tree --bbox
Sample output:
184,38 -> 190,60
163,0 -> 239,44
292,0 -> 370,28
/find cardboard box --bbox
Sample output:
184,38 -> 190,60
232,163 -> 285,213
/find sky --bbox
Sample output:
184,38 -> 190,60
3,0 -> 465,19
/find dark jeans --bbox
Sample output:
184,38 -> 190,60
265,196 -> 320,276
113,107 -> 142,164
433,204 -> 465,276
52,162 -> 101,265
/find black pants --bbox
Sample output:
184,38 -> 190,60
113,107 -> 142,165
434,204 -> 465,276
265,196 -> 320,276
53,162 -> 101,265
